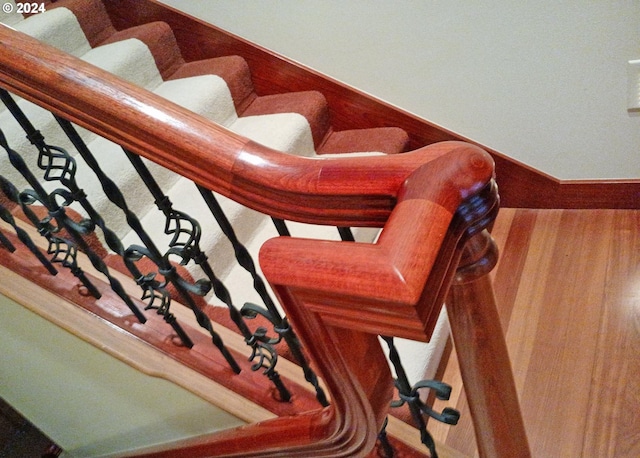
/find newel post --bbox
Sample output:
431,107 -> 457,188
446,229 -> 531,457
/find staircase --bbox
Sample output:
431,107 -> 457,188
0,0 -> 460,455
1,0 -> 455,377
9,0 -> 629,455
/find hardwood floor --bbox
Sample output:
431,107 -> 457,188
431,208 -> 640,457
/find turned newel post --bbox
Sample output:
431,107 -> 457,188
446,229 -> 531,458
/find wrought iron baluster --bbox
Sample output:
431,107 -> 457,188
337,226 -> 355,242
185,243 -> 291,401
376,417 -> 395,458
0,180 -> 57,274
198,187 -> 328,406
121,149 -> 241,373
270,217 -> 291,237
53,116 -> 195,348
382,336 -> 460,458
0,131 -> 101,298
0,91 -> 150,323
0,225 -> 15,252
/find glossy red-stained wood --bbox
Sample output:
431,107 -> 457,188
260,147 -> 495,341
129,145 -> 497,456
0,22 -> 526,457
134,323 -> 394,457
446,233 -> 531,457
102,0 -> 639,210
0,25 -> 484,227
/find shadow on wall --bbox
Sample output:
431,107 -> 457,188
0,397 -> 61,458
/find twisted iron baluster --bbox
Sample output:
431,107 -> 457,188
52,116 -> 195,348
0,93 -> 154,324
0,179 -> 57,274
124,148 -> 280,375
0,131 -> 124,308
0,127 -> 127,307
0,225 -> 15,252
381,336 -> 460,458
118,149 -> 241,373
0,134 -> 100,299
376,418 -> 395,458
145,186 -> 292,398
55,114 -> 239,366
122,148 -> 295,397
175,235 -> 292,400
199,187 -> 329,406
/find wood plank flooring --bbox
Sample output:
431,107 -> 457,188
430,208 -> 640,457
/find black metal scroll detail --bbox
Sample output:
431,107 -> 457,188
120,149 -> 241,373
198,187 -> 329,406
0,134 -> 104,299
382,336 -> 460,458
170,214 -> 293,399
162,208 -> 293,399
241,303 -> 299,402
0,179 -> 57,274
51,116 -> 197,348
123,148 -> 299,391
0,89 -> 151,322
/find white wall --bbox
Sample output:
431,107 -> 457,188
0,293 -> 244,457
159,0 -> 639,180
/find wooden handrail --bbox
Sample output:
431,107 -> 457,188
124,82 -> 497,458
0,25 -> 481,227
105,0 -> 640,210
0,23 -> 529,457
260,148 -> 495,341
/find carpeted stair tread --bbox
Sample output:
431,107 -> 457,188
243,91 -> 330,148
5,1 -> 412,158
12,6 -> 91,57
81,38 -> 163,90
49,0 -> 115,47
319,127 -> 409,155
168,57 -> 257,113
101,22 -> 185,79
231,112 -> 316,156
154,75 -> 238,127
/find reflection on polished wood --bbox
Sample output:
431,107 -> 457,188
431,208 -> 640,457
